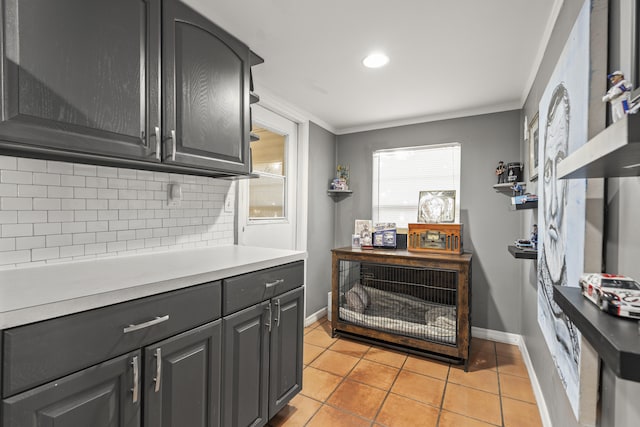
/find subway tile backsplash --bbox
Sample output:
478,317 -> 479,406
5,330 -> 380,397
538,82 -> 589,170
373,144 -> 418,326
0,155 -> 235,269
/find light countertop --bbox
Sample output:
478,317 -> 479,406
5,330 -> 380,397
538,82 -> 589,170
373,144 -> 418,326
0,245 -> 306,329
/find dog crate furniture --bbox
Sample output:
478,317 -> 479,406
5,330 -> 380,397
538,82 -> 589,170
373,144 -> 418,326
331,247 -> 472,368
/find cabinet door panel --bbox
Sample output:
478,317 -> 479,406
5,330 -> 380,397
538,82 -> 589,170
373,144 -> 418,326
222,302 -> 269,427
0,0 -> 160,160
2,351 -> 140,427
163,0 -> 250,174
144,320 -> 221,427
269,287 -> 304,417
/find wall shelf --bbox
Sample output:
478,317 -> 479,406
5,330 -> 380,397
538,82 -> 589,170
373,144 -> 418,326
511,201 -> 538,210
558,113 -> 640,179
508,245 -> 537,259
493,182 -> 525,195
327,190 -> 352,197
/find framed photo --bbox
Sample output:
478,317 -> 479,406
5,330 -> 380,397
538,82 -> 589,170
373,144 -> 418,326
417,190 -> 456,223
528,112 -> 539,181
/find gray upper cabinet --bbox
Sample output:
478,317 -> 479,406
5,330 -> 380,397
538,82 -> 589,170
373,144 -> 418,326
162,0 -> 251,174
0,0 -> 256,176
0,0 -> 161,162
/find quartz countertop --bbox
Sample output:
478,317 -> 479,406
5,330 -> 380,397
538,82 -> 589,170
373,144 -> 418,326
0,245 -> 306,329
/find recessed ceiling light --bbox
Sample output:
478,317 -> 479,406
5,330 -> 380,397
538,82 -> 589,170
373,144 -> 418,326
362,52 -> 389,68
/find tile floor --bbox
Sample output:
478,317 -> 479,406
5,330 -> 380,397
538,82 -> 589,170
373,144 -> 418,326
269,317 -> 543,427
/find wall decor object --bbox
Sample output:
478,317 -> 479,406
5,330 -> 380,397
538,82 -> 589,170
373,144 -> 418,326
417,190 -> 456,223
537,0 -> 589,420
528,113 -> 539,181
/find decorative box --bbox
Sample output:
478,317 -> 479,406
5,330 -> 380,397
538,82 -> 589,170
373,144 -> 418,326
407,223 -> 463,254
373,223 -> 397,248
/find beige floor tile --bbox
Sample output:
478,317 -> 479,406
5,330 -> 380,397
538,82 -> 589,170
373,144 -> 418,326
348,358 -> 400,390
442,382 -> 502,426
438,410 -> 500,427
448,366 -> 499,394
471,338 -> 496,354
329,338 -> 371,358
465,349 -> 497,372
390,370 -> 445,407
327,379 -> 387,420
304,327 -> 338,348
306,405 -> 371,427
495,342 -> 521,358
364,346 -> 408,368
502,396 -> 543,427
375,393 -> 439,427
402,355 -> 450,380
300,366 -> 342,402
497,353 -> 529,378
310,349 -> 360,377
303,343 -> 325,365
269,394 -> 322,427
499,372 -> 536,403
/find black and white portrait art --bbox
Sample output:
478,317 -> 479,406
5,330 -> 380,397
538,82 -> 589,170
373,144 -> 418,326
537,1 -> 588,418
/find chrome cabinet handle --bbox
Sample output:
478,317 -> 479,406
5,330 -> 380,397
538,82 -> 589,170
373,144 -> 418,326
265,279 -> 284,289
154,126 -> 161,160
170,129 -> 177,161
123,315 -> 169,334
274,300 -> 281,327
131,356 -> 139,403
265,305 -> 272,332
154,348 -> 162,393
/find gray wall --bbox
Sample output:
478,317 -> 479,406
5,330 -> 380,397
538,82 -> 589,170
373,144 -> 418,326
335,111 -> 522,333
306,122 -> 337,315
520,0 -> 604,425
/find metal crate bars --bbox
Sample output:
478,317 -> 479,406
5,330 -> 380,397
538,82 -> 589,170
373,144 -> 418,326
337,260 -> 458,345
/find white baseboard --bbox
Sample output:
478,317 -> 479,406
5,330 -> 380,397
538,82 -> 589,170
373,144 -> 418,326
472,327 -> 551,427
304,307 -> 327,327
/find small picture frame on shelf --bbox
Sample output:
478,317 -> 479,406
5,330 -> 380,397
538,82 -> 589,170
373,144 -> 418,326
351,234 -> 361,249
417,190 -> 456,223
528,113 -> 539,181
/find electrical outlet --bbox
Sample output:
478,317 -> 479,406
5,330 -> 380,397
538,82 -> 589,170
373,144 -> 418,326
167,183 -> 182,207
224,195 -> 233,212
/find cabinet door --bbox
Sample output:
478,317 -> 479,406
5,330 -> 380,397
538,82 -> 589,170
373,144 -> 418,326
0,0 -> 161,162
222,301 -> 270,427
269,287 -> 304,418
2,351 -> 140,427
163,0 -> 251,174
144,320 -> 221,427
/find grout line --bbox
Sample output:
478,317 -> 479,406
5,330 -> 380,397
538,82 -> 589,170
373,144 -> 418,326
494,345 -> 506,427
434,363 -> 452,426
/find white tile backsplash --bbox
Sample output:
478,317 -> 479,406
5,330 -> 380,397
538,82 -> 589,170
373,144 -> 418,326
0,155 -> 235,268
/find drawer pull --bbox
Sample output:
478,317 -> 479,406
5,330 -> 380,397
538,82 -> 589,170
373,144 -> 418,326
265,279 -> 284,288
123,315 -> 170,334
154,348 -> 162,392
131,356 -> 139,403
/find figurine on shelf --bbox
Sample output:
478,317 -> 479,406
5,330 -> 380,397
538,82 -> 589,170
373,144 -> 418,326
495,161 -> 506,184
531,224 -> 538,250
336,164 -> 349,189
602,71 -> 633,123
511,182 -> 524,196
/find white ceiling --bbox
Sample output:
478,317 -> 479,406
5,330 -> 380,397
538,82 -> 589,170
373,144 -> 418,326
185,0 -> 562,134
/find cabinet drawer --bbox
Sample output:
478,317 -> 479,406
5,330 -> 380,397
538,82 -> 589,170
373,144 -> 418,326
2,281 -> 221,398
223,261 -> 304,315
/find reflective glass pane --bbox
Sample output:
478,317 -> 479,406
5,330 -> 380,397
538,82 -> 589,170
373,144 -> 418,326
251,127 -> 286,175
249,175 -> 284,218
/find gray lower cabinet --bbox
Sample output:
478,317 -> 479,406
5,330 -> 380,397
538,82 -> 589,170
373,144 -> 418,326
144,321 -> 222,427
1,281 -> 222,427
3,350 -> 141,427
222,286 -> 304,427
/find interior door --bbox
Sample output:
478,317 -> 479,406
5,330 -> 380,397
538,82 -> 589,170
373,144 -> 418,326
238,105 -> 298,249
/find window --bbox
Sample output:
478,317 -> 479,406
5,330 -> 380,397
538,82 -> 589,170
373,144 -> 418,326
372,143 -> 461,228
249,127 -> 286,219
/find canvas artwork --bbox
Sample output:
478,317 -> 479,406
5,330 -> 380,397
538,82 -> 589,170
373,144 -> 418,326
417,191 -> 456,223
537,0 -> 589,419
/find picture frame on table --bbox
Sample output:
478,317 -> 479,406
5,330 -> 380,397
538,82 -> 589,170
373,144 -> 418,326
528,112 -> 539,181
